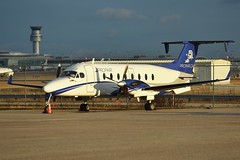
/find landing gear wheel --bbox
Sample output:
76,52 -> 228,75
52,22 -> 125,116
144,103 -> 155,111
79,104 -> 90,112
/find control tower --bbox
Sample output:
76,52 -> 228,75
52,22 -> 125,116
30,26 -> 42,55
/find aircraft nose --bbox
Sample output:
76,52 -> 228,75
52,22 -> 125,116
43,78 -> 66,93
43,83 -> 52,93
43,81 -> 56,93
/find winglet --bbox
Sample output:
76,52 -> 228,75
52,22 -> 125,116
8,74 -> 13,84
225,70 -> 231,80
224,42 -> 231,52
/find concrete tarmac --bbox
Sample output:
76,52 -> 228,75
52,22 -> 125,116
0,108 -> 240,160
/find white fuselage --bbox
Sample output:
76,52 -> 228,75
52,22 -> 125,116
43,62 -> 191,98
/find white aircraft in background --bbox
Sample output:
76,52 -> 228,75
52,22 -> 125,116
0,67 -> 13,77
27,59 -> 56,71
8,40 -> 234,113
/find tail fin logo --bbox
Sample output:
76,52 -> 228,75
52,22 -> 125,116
185,50 -> 194,63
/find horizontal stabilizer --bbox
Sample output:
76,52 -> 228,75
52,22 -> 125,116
162,40 -> 234,53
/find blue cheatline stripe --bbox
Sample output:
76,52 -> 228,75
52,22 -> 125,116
51,81 -> 114,96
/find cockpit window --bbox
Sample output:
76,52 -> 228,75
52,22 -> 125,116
79,72 -> 85,78
61,71 -> 77,78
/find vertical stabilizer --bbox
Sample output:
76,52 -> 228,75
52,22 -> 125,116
163,41 -> 198,74
162,40 -> 234,74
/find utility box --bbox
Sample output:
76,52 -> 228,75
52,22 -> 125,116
193,59 -> 230,85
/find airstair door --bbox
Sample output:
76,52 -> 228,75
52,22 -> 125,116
84,65 -> 95,93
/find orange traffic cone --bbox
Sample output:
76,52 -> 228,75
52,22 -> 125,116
46,106 -> 52,114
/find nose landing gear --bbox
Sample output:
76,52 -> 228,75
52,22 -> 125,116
43,93 -> 52,114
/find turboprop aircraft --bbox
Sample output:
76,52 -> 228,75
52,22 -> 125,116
7,40 -> 234,113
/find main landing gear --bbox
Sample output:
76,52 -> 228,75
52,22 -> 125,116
144,101 -> 155,111
79,102 -> 90,112
75,97 -> 90,112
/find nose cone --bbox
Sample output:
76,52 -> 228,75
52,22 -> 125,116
117,81 -> 126,87
43,82 -> 54,93
43,78 -> 63,93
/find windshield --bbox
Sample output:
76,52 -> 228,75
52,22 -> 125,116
60,71 -> 77,78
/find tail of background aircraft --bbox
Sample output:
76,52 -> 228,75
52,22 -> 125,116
162,40 -> 234,74
42,59 -> 48,66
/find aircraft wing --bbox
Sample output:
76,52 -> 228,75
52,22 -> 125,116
8,75 -> 44,89
144,71 -> 230,91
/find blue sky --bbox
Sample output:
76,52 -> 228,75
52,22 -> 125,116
0,0 -> 239,59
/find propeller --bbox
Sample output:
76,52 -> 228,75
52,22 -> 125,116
118,65 -> 129,94
56,63 -> 62,78
53,64 -> 62,103
122,65 -> 128,80
106,65 -> 129,101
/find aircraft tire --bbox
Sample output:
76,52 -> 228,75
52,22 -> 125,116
79,104 -> 90,112
144,103 -> 155,111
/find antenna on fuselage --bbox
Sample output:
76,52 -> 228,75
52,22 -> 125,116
92,58 -> 95,64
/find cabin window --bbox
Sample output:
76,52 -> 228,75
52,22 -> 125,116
103,73 -> 106,80
117,73 -> 120,80
61,71 -> 77,78
151,74 -> 154,80
145,74 -> 148,80
131,73 -> 134,79
138,74 -> 141,80
110,73 -> 113,80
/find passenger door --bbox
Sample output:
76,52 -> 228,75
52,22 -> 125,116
84,65 -> 96,93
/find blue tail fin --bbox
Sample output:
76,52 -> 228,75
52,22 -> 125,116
163,41 -> 198,74
162,40 -> 234,74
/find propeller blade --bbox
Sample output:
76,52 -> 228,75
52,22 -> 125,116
105,64 -> 129,102
105,76 -> 118,83
56,64 -> 62,78
116,91 -> 121,100
53,95 -> 57,102
122,65 -> 128,80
